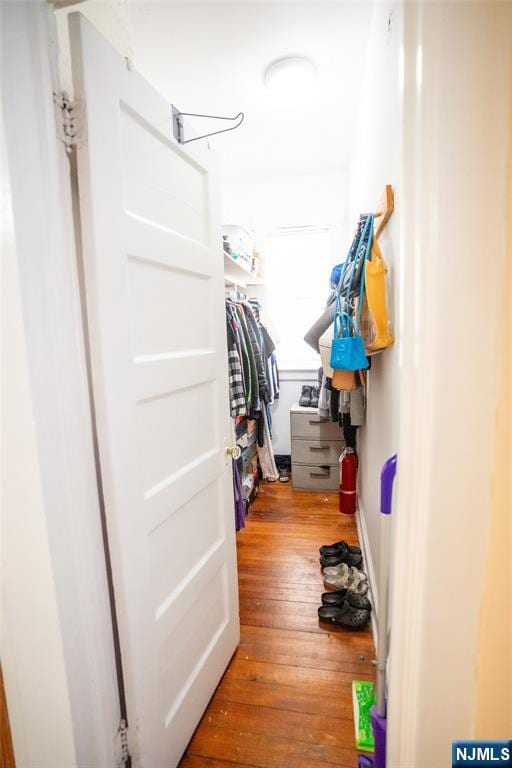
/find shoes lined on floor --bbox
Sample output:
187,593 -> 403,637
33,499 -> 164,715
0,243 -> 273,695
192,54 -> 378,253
320,541 -> 362,568
323,563 -> 369,595
316,539 -> 372,628
318,603 -> 369,629
321,588 -> 372,612
319,540 -> 362,557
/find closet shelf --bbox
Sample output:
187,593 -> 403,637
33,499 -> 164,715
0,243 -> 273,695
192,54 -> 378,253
224,251 -> 263,286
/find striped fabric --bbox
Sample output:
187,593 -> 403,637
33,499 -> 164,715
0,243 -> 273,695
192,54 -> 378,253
228,347 -> 247,417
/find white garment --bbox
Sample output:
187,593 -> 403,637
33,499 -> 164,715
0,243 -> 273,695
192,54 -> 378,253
318,374 -> 331,419
256,408 -> 279,481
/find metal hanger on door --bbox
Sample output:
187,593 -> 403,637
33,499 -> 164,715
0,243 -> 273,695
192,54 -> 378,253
172,105 -> 245,144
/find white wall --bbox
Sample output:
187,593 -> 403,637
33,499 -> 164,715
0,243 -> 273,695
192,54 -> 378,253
270,370 -> 319,456
57,0 -> 132,92
348,1 -> 403,610
474,130 -> 512,736
388,2 -> 512,764
222,171 -> 349,258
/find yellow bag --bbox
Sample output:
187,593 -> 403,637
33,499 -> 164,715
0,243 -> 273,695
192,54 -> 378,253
363,238 -> 394,352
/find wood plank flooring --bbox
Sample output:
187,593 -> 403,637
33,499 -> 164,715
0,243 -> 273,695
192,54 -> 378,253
0,665 -> 16,768
178,483 -> 374,768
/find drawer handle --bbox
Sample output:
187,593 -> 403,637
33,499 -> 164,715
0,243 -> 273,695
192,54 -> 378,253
308,419 -> 325,425
309,445 -> 328,451
310,467 -> 331,477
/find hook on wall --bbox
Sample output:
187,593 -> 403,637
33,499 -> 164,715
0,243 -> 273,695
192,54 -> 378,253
172,105 -> 245,145
374,184 -> 394,239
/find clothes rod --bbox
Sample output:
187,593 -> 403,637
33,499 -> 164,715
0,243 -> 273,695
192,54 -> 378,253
172,105 -> 245,145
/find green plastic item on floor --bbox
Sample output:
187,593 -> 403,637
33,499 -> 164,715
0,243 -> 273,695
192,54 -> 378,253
352,680 -> 376,753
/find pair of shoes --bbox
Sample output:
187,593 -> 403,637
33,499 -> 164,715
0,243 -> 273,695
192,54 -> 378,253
320,541 -> 363,568
299,385 -> 319,408
323,563 -> 368,595
319,540 -> 362,557
321,587 -> 372,612
318,589 -> 371,629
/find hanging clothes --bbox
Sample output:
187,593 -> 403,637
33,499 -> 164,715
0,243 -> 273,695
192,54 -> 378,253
232,458 -> 247,530
267,353 -> 280,402
226,319 -> 247,418
256,405 -> 279,482
225,295 -> 280,483
241,303 -> 269,406
318,371 -> 330,420
226,303 -> 251,408
237,305 -> 261,413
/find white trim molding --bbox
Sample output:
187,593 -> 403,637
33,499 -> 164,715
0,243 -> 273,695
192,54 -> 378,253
1,3 -> 121,765
355,504 -> 378,646
278,366 -> 319,381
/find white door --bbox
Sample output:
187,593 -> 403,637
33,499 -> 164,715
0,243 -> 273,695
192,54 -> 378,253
69,13 -> 239,768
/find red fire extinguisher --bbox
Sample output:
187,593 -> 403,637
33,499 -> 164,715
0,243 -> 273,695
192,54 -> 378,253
339,447 -> 358,515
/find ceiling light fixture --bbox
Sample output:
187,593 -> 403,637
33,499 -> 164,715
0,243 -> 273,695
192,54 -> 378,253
264,57 -> 317,94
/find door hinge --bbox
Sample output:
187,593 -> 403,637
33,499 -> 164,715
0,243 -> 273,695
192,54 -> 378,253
117,718 -> 130,766
54,91 -> 84,152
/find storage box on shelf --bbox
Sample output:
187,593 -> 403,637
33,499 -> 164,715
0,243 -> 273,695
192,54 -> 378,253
223,224 -> 263,286
290,403 -> 344,491
224,251 -> 263,286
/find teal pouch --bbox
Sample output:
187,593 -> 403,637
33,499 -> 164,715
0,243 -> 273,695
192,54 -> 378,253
330,312 -> 369,371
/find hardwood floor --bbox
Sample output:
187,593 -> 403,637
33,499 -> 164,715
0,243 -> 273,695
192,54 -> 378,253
179,483 -> 374,768
1,665 -> 16,768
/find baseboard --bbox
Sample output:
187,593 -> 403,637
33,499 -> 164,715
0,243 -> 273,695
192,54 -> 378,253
355,502 -> 379,650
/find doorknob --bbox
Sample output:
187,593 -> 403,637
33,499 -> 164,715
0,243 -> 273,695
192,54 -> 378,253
225,445 -> 241,459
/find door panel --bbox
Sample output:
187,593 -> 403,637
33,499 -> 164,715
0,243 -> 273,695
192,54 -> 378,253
119,105 -> 208,240
69,13 -> 239,768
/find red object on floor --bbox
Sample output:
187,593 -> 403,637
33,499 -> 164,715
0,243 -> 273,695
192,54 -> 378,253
339,447 -> 358,514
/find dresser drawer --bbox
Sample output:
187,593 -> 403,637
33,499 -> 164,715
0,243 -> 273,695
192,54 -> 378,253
290,411 -> 342,441
291,438 -> 344,467
291,463 -> 339,491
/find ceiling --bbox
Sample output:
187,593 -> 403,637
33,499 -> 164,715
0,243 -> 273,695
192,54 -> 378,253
126,1 -> 374,181
58,1 -> 374,182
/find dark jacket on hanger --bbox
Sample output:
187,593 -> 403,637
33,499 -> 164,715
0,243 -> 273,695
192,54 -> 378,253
227,303 -> 252,407
242,304 -> 269,406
